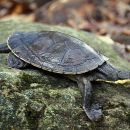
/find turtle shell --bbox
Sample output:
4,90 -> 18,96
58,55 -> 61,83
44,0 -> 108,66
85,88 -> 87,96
7,31 -> 107,74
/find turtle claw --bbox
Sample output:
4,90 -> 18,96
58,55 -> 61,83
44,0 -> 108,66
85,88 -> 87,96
83,104 -> 103,121
90,107 -> 102,121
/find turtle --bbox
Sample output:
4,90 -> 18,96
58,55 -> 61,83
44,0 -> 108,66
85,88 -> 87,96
0,31 -> 130,121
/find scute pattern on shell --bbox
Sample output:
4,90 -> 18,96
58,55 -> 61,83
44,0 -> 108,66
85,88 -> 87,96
7,31 -> 107,74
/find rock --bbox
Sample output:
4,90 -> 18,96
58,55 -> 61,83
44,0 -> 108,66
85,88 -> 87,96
0,20 -> 130,130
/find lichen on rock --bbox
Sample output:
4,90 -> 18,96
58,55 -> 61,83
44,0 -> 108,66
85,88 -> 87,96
0,20 -> 130,130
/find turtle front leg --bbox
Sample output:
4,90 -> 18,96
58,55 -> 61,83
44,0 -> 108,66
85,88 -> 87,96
76,76 -> 102,121
8,52 -> 28,69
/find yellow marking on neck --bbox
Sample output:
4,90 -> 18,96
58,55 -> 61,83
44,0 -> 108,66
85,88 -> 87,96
96,79 -> 130,85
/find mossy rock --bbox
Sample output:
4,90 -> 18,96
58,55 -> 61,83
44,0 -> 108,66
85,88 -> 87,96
0,20 -> 130,130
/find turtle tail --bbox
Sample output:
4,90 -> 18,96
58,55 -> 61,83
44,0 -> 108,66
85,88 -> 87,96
0,43 -> 10,53
97,63 -> 130,81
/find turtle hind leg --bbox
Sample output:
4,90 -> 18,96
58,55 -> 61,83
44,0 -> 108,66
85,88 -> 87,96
76,76 -> 103,121
0,43 -> 10,53
8,52 -> 28,69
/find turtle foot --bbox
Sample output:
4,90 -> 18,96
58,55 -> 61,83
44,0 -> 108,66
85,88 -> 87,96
8,53 -> 28,69
83,104 -> 103,121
